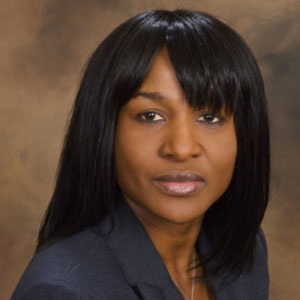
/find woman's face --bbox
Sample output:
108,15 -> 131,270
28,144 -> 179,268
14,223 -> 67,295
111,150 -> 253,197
114,48 -> 237,225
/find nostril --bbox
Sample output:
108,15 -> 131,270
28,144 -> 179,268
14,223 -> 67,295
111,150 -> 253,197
159,144 -> 202,162
158,125 -> 202,161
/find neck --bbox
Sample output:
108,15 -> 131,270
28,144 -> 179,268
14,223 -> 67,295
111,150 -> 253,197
127,200 -> 203,274
144,218 -> 202,274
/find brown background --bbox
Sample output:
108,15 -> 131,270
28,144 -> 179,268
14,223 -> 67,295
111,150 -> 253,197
1,1 -> 299,299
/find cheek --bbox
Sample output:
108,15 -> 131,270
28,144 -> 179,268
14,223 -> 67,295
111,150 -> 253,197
114,123 -> 156,187
206,134 -> 237,188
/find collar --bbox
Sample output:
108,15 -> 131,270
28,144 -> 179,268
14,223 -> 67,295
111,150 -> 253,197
98,195 -> 186,299
97,194 -> 250,300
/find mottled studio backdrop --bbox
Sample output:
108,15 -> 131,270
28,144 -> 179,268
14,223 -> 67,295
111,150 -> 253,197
1,1 -> 299,299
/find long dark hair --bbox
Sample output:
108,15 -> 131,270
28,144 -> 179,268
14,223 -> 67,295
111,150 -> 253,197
37,9 -> 270,278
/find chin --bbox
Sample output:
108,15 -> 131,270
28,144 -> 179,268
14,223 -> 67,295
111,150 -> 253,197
123,189 -> 214,226
145,198 -> 210,225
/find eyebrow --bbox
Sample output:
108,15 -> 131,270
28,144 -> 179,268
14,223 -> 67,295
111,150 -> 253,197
132,91 -> 166,101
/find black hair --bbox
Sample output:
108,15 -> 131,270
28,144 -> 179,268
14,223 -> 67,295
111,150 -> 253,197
37,9 -> 270,279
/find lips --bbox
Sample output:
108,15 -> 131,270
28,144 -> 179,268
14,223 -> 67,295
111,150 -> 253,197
153,172 -> 205,196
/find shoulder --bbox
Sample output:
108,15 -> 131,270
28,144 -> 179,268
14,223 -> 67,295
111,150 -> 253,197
11,227 -> 126,300
248,227 -> 269,294
235,228 -> 269,299
213,228 -> 269,300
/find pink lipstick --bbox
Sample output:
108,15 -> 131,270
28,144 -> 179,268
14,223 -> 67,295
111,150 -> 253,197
153,172 -> 205,196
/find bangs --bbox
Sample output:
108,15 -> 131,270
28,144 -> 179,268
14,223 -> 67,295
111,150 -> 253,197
111,10 -> 252,117
165,13 -> 243,116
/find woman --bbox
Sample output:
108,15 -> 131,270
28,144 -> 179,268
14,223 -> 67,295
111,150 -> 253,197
11,9 -> 270,300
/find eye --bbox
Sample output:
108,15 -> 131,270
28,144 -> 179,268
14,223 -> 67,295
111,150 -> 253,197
198,113 -> 222,124
137,111 -> 164,122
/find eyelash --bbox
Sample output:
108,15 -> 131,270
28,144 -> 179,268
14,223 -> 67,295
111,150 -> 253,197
136,111 -> 224,124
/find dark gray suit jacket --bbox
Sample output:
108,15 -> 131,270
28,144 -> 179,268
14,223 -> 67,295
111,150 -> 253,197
11,197 -> 269,300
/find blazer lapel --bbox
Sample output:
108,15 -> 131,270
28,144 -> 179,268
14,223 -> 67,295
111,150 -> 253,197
98,194 -> 255,300
211,275 -> 253,300
98,195 -> 184,300
134,283 -> 165,300
196,227 -> 253,300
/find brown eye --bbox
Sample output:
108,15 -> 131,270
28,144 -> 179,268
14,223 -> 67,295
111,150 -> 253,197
137,111 -> 164,122
198,113 -> 222,124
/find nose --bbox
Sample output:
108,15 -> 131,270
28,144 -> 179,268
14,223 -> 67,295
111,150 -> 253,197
159,119 -> 202,162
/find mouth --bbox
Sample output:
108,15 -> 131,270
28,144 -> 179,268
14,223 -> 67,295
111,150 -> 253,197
152,172 -> 205,197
